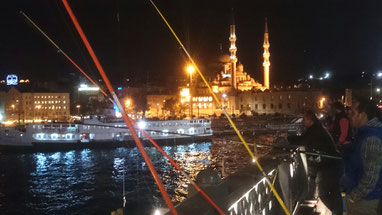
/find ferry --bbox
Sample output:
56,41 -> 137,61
0,118 -> 213,151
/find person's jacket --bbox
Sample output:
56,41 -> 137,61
342,118 -> 382,201
288,122 -> 338,167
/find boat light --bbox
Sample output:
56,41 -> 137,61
137,121 -> 147,129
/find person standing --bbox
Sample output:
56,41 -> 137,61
288,110 -> 343,215
330,102 -> 352,144
342,98 -> 382,215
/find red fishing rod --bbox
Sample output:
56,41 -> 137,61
61,0 -> 177,214
21,8 -> 225,214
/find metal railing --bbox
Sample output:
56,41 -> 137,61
174,148 -> 309,215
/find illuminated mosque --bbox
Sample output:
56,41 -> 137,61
178,17 -> 272,117
211,17 -> 270,93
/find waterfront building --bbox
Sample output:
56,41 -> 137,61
4,87 -> 70,124
236,90 -> 326,115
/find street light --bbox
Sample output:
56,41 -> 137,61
186,65 -> 195,119
76,104 -> 81,115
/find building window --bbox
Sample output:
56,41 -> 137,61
255,104 -> 258,109
279,104 -> 282,109
279,95 -> 283,100
287,103 -> 291,109
288,94 -> 291,100
263,104 -> 266,109
271,104 -> 274,109
271,96 -> 274,100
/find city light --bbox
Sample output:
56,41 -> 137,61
377,88 -> 381,93
324,73 -> 330,79
309,75 -> 313,79
378,72 -> 382,78
319,97 -> 326,109
6,74 -> 18,85
222,93 -> 227,98
125,99 -> 131,108
0,113 -> 3,121
186,65 -> 195,74
113,104 -> 122,118
78,84 -> 99,91
137,121 -> 147,129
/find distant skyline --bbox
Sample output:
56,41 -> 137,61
1,0 -> 382,89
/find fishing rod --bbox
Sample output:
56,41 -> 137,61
149,1 -> 291,214
61,1 -> 177,213
21,10 -> 225,213
20,11 -> 109,98
61,1 -> 226,213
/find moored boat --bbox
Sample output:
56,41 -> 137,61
0,118 -> 213,151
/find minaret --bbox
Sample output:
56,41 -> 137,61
263,18 -> 270,89
229,9 -> 237,89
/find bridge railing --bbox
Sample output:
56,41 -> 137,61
174,148 -> 309,215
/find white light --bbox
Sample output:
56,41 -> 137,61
51,133 -> 58,139
137,121 -> 147,129
222,74 -> 231,78
377,88 -> 381,92
6,74 -> 18,85
252,158 -> 256,163
78,84 -> 99,91
319,77 -> 323,80
378,72 -> 382,77
154,209 -> 161,215
222,93 -> 227,98
290,163 -> 294,178
309,75 -> 313,79
324,73 -> 330,79
0,113 -> 3,121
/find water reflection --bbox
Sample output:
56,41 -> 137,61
0,142 -> 215,214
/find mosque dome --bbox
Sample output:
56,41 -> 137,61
238,63 -> 244,72
218,54 -> 230,63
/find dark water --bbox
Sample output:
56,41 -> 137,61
0,142 -> 215,215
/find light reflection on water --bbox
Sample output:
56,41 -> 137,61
0,142 -> 214,214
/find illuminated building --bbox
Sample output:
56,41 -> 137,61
236,90 -> 326,115
211,14 -> 264,93
263,18 -> 270,89
4,87 -> 70,124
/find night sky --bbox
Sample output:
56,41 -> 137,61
1,0 -> 382,89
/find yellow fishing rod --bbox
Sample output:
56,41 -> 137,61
149,1 -> 291,214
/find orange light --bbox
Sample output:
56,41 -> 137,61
125,99 -> 131,107
186,65 -> 195,74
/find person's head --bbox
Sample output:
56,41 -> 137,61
351,98 -> 381,128
332,102 -> 345,114
303,110 -> 319,128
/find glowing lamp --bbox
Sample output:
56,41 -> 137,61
137,121 -> 147,129
186,65 -> 195,74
